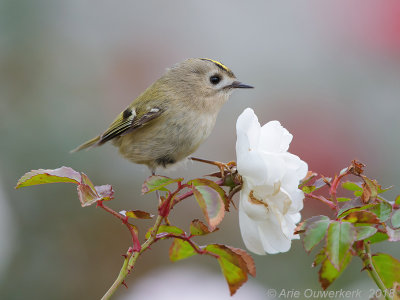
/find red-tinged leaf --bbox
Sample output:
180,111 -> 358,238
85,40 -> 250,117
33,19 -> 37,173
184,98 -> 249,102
319,250 -> 353,290
391,209 -> 400,229
16,166 -> 81,188
337,202 -> 376,218
396,195 -> 400,206
122,210 -> 153,219
365,232 -> 389,244
189,179 -> 225,230
226,246 -> 256,277
298,171 -> 316,187
312,249 -> 326,268
387,227 -> 400,242
303,219 -> 330,252
342,211 -> 380,224
141,175 -> 183,194
369,201 -> 392,222
372,253 -> 400,289
190,219 -> 217,236
190,178 -> 229,210
94,184 -> 114,201
342,181 -> 362,192
205,244 -> 249,296
295,215 -> 330,234
145,225 -> 184,239
169,239 -> 197,262
355,226 -> 377,241
326,221 -> 356,270
361,175 -> 379,203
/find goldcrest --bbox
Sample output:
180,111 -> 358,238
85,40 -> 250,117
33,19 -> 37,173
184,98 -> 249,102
72,58 -> 253,172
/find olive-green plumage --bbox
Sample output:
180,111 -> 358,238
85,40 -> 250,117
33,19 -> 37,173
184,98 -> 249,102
72,58 -> 253,172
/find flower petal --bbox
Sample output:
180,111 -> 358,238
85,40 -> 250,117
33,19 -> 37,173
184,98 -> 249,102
238,202 -> 266,255
259,120 -> 293,153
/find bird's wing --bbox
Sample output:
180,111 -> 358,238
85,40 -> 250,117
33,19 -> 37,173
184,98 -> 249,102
98,106 -> 164,145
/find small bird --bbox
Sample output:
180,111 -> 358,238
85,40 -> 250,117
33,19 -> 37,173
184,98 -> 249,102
72,58 -> 253,173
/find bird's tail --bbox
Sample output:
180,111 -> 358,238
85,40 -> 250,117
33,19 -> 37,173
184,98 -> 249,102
70,136 -> 100,153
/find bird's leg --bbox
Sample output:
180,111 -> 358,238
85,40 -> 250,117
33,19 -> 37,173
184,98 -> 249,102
151,170 -> 162,206
189,157 -> 236,177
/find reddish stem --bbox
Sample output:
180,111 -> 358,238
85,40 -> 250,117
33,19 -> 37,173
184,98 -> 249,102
305,193 -> 337,210
97,200 -> 141,252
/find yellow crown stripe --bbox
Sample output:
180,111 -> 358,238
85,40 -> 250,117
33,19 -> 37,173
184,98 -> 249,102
200,58 -> 234,76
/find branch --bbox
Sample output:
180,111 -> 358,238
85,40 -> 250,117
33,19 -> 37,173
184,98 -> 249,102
360,242 -> 391,300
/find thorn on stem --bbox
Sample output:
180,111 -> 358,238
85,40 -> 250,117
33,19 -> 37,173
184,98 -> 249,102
96,200 -> 104,208
121,281 -> 128,289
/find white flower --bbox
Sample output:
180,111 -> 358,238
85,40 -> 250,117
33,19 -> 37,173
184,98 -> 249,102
236,108 -> 308,255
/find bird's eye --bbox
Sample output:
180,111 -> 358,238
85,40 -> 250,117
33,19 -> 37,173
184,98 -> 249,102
209,74 -> 221,85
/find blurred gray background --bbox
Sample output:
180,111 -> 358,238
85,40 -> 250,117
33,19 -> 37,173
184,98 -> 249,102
1,1 -> 400,299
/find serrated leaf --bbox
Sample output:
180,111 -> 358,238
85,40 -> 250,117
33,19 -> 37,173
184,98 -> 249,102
169,238 -> 197,262
94,184 -> 114,201
16,166 -> 81,188
76,173 -> 114,207
189,179 -> 225,230
302,186 -> 316,194
369,201 -> 392,222
391,209 -> 400,228
145,225 -> 184,239
326,221 -> 356,270
312,249 -> 327,267
122,210 -> 153,219
365,232 -> 389,244
189,178 -> 229,211
337,201 -> 376,218
190,219 -> 217,236
342,211 -> 380,224
141,175 -> 183,194
372,253 -> 400,289
355,226 -> 377,241
319,251 -> 352,290
295,215 -> 330,234
342,181 -> 362,192
303,219 -> 330,252
205,244 -> 250,296
227,247 -> 256,277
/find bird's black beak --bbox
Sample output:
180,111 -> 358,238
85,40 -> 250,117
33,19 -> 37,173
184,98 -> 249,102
230,81 -> 254,89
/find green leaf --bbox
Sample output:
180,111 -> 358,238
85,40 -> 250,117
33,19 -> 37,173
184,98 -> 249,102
303,219 -> 330,252
326,221 -> 356,270
16,166 -> 81,188
355,226 -> 377,241
189,179 -> 225,230
361,176 -> 379,203
395,195 -> 400,206
319,251 -> 352,290
295,215 -> 330,234
372,253 -> 400,289
369,201 -> 392,222
391,209 -> 400,229
312,249 -> 327,267
337,202 -> 377,218
365,232 -> 389,244
205,244 -> 252,296
337,197 -> 352,202
190,219 -> 217,236
302,186 -> 316,194
123,210 -> 153,219
342,181 -> 362,192
189,178 -> 229,210
169,238 -> 197,262
342,211 -> 380,224
141,175 -> 183,194
145,225 -> 184,239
